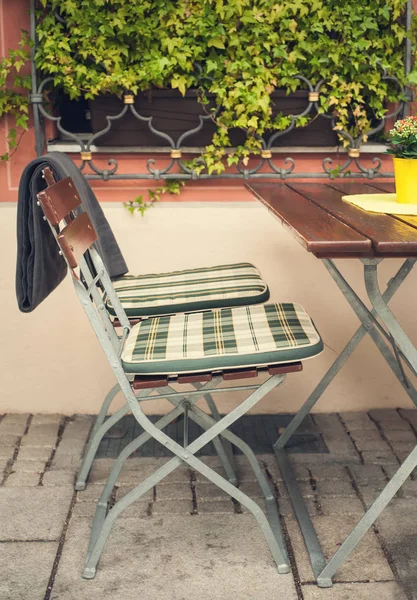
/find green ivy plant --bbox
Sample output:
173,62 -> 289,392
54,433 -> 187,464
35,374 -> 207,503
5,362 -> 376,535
34,0 -> 417,174
124,180 -> 184,216
1,1 -> 416,174
0,32 -> 31,160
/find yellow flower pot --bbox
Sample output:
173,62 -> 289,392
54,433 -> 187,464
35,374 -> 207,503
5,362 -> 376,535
394,157 -> 417,204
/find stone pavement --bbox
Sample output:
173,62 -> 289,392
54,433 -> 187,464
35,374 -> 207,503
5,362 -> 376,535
1,409 -> 417,600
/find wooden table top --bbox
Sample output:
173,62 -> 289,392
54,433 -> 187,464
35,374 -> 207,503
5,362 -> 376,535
246,181 -> 417,259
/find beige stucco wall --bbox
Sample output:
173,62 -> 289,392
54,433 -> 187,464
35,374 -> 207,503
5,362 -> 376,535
2,200 -> 417,415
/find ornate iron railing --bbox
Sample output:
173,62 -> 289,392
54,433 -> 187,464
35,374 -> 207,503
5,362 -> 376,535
29,0 -> 414,182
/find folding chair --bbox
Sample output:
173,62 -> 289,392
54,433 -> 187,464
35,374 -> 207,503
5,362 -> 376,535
37,174 -> 323,579
40,168 -> 271,491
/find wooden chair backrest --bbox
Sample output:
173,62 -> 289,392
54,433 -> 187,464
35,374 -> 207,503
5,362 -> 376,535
37,168 -> 97,269
57,212 -> 98,269
37,171 -> 82,226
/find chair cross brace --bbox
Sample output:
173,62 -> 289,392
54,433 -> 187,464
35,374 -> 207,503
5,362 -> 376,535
83,373 -> 291,579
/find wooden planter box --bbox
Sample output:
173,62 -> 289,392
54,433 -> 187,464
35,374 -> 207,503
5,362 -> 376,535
90,89 -> 338,148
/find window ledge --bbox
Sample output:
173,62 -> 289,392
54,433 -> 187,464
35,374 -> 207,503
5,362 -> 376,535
46,140 -> 389,155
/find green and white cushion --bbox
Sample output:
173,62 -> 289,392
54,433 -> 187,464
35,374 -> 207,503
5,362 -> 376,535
121,303 -> 323,375
107,263 -> 270,318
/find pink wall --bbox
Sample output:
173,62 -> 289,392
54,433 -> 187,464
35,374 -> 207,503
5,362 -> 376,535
1,0 -> 415,203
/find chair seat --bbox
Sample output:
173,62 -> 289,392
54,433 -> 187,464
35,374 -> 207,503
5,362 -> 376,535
107,262 -> 270,317
121,303 -> 323,375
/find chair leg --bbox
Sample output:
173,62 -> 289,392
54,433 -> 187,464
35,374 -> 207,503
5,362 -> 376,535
84,444 -> 289,579
83,375 -> 290,578
187,404 -> 288,558
202,391 -> 238,486
75,404 -> 130,491
90,383 -> 121,438
87,405 -> 185,555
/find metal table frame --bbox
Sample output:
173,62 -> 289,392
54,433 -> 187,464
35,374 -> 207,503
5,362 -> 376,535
275,257 -> 417,587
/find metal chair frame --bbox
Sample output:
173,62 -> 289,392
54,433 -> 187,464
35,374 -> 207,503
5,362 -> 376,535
36,177 -> 319,579
39,168 -> 238,490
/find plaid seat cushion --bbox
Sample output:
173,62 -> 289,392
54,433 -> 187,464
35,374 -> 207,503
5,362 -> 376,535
107,263 -> 270,318
121,303 -> 323,375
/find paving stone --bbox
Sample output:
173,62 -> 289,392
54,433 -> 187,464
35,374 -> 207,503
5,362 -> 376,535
258,459 -> 310,483
396,449 -> 417,464
313,414 -> 345,434
340,412 -> 378,431
323,436 -> 359,458
310,465 -> 349,481
383,464 -> 417,482
369,411 -> 412,431
155,484 -> 192,501
52,514 -> 298,600
340,412 -> 378,433
391,442 -> 417,454
0,487 -> 73,540
25,423 -> 60,438
148,465 -> 190,485
152,500 -> 194,515
89,461 -> 159,486
369,409 -> 402,421
0,541 -> 58,600
235,464 -> 262,482
348,429 -> 385,442
361,450 -> 399,465
399,479 -> 417,498
193,465 -> 234,482
302,581 -> 408,600
318,496 -> 364,516
0,446 -> 17,460
0,458 -> 9,473
238,481 -> 264,499
349,465 -> 387,486
117,485 -> 154,502
16,446 -> 52,462
398,408 -> 417,430
20,434 -> 57,448
315,480 -> 356,497
0,414 -> 29,436
42,470 -> 76,486
278,496 -> 319,518
277,480 -> 314,499
376,504 -> 417,599
12,460 -> 46,473
76,485 -> 112,503
291,453 -> 360,465
50,453 -> 82,471
197,500 -> 235,514
4,471 -> 40,487
0,434 -> 20,447
195,482 -> 230,500
31,414 -> 63,426
54,440 -> 85,458
383,429 -> 417,443
116,501 -> 152,518
60,416 -> 93,442
354,438 -> 392,452
286,515 -> 394,583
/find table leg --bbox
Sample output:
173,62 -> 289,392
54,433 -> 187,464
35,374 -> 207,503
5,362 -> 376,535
274,257 -> 417,587
276,257 -> 417,452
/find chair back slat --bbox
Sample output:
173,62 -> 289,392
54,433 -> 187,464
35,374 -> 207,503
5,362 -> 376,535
58,212 -> 98,269
37,177 -> 82,225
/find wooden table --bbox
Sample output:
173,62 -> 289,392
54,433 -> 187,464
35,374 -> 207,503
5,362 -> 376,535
246,181 -> 417,587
